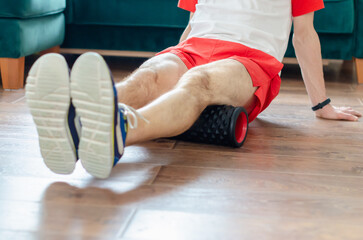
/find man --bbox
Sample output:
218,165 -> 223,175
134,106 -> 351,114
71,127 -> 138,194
26,0 -> 361,178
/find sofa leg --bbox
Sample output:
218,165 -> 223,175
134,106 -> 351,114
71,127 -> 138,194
355,58 -> 363,84
40,45 -> 60,55
0,57 -> 25,90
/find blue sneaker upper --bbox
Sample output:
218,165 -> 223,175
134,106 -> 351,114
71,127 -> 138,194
111,72 -> 128,166
114,107 -> 128,166
109,62 -> 148,167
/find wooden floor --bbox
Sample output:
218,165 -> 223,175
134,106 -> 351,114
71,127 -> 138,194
1,55 -> 363,240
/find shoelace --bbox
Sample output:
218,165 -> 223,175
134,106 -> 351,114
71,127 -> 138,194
118,103 -> 149,129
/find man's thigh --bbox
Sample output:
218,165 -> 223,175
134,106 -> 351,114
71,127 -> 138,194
179,59 -> 257,112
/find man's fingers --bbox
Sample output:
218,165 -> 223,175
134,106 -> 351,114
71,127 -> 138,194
352,110 -> 362,117
338,112 -> 359,121
342,109 -> 362,117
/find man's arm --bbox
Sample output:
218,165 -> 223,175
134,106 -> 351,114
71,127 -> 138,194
293,12 -> 361,121
179,13 -> 194,43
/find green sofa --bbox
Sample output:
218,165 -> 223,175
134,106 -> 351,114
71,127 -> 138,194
0,0 -> 66,89
61,0 -> 363,83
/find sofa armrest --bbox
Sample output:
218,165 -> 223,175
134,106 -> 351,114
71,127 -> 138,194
0,0 -> 65,19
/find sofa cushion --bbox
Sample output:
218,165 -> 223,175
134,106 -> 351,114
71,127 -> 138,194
314,0 -> 354,34
0,13 -> 65,58
66,0 -> 189,27
0,0 -> 66,19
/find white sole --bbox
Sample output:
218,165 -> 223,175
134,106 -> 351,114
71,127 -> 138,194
70,52 -> 116,179
25,54 -> 77,174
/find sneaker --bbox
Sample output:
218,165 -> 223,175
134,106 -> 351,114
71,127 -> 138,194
25,54 -> 80,174
70,52 -> 146,179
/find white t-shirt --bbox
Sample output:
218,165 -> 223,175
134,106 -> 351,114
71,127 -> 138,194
178,0 -> 325,62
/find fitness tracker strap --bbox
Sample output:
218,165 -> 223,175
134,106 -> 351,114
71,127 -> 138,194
312,98 -> 331,111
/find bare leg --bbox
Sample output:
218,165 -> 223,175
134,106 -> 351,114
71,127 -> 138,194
125,59 -> 258,145
115,53 -> 188,109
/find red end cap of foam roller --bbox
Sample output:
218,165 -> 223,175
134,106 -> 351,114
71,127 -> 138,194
234,111 -> 248,144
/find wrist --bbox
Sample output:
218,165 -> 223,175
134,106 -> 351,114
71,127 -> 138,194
312,98 -> 331,111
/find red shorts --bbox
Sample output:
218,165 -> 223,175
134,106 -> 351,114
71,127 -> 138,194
156,37 -> 284,122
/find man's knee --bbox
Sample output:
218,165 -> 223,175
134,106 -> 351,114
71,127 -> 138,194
177,68 -> 213,103
138,54 -> 185,85
141,53 -> 184,70
123,67 -> 158,100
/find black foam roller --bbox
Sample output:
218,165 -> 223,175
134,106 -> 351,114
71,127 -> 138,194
174,105 -> 249,148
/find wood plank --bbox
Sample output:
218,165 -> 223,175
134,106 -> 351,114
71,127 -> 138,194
121,209 -> 363,240
249,116 -> 363,131
152,165 -> 363,197
0,138 -> 175,159
247,126 -> 363,143
0,231 -> 37,240
260,104 -> 363,120
0,89 -> 25,103
0,125 -> 172,144
0,125 -> 37,140
0,199 -> 134,239
174,138 -> 363,161
0,152 -> 161,184
0,231 -> 104,240
121,147 -> 363,177
2,176 -> 363,221
0,102 -> 29,113
354,84 -> 363,92
2,141 -> 363,179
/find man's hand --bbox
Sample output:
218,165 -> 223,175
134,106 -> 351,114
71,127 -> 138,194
315,104 -> 362,121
